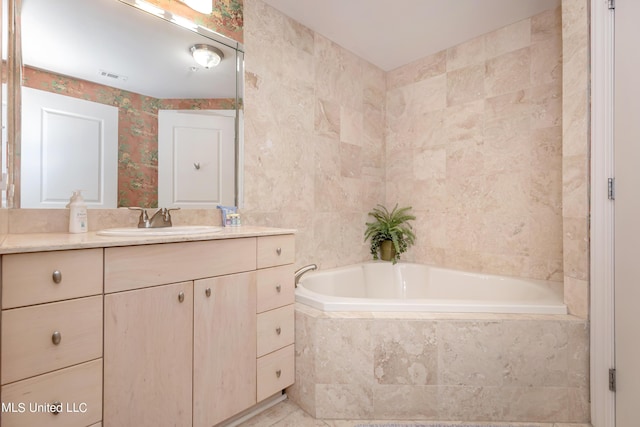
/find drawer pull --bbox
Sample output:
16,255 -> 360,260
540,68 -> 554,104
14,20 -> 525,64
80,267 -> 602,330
275,326 -> 282,335
276,247 -> 282,256
275,369 -> 282,378
178,292 -> 185,303
275,284 -> 282,293
51,401 -> 62,415
52,270 -> 62,284
51,331 -> 62,345
205,288 -> 211,297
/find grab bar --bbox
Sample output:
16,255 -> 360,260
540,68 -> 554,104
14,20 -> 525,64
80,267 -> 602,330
294,264 -> 317,287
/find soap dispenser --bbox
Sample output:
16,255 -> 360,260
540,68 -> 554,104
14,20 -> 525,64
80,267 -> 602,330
67,190 -> 88,233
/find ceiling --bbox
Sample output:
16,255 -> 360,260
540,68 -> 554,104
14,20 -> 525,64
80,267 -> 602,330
262,0 -> 561,71
21,0 -> 239,99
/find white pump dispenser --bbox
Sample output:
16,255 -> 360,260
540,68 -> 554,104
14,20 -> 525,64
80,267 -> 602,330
67,190 -> 88,233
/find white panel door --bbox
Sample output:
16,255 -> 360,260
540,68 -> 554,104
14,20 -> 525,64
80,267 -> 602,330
21,87 -> 118,208
615,0 -> 640,425
158,110 -> 235,208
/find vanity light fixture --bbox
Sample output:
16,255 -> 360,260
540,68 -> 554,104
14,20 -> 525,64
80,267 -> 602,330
134,0 -> 165,17
181,0 -> 212,15
190,44 -> 224,68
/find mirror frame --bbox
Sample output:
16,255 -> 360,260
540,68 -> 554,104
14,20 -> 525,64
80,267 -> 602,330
5,0 -> 244,209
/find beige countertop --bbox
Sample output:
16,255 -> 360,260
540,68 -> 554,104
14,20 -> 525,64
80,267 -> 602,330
0,226 -> 296,254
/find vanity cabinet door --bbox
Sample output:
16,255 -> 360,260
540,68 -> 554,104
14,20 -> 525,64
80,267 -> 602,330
193,272 -> 257,427
103,281 -> 193,427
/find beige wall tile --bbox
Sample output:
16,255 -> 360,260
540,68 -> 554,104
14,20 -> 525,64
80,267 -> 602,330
437,385 -> 506,421
315,99 -> 340,138
437,320 -> 506,386
501,386 -> 570,422
562,0 -> 590,316
372,385 -> 439,419
373,320 -> 438,386
532,7 -> 563,42
485,19 -> 532,58
386,50 -> 446,90
565,277 -> 590,319
485,48 -> 531,98
446,64 -> 485,106
340,107 -> 363,146
315,384 -> 373,419
446,35 -> 485,71
531,36 -> 563,86
563,217 -> 589,282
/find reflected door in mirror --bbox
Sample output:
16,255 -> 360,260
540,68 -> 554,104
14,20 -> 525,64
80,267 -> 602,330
158,110 -> 235,208
21,87 -> 118,208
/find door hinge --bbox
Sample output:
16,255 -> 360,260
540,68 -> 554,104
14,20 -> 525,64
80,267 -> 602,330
608,178 -> 615,200
609,0 -> 615,10
609,368 -> 617,392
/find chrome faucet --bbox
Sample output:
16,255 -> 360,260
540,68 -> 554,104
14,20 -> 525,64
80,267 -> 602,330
129,207 -> 180,228
294,264 -> 318,287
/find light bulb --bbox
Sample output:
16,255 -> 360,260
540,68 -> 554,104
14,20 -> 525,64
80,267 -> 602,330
191,44 -> 224,68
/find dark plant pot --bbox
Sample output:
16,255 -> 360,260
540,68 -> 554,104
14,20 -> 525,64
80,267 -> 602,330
379,240 -> 396,261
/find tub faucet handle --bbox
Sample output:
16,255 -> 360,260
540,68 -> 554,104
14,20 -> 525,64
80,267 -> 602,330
294,264 -> 318,287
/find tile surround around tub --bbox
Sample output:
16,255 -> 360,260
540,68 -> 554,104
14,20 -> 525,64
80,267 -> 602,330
288,305 -> 590,424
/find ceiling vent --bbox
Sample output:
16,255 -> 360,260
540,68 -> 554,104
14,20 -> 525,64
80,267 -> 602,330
99,70 -> 128,82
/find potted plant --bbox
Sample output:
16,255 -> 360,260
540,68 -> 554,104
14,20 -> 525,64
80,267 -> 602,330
364,204 -> 416,264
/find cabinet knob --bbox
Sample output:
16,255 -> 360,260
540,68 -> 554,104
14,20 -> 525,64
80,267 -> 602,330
276,247 -> 282,256
52,270 -> 62,284
51,331 -> 62,345
205,288 -> 211,297
275,284 -> 282,293
178,292 -> 185,303
275,369 -> 282,378
275,326 -> 281,335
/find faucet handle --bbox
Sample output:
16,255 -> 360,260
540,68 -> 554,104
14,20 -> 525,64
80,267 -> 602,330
128,207 -> 149,228
164,207 -> 181,224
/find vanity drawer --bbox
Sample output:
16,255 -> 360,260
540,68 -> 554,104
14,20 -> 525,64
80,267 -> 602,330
1,296 -> 103,385
1,359 -> 102,427
256,344 -> 295,402
257,235 -> 295,269
256,305 -> 294,357
256,265 -> 294,313
2,248 -> 103,309
105,238 -> 256,293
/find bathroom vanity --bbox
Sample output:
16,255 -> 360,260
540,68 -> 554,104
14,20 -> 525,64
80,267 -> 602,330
0,227 -> 295,427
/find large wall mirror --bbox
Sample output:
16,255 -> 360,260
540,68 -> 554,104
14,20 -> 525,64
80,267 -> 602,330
6,0 -> 244,209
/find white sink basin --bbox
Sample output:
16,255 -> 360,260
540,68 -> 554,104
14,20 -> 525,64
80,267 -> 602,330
97,225 -> 223,237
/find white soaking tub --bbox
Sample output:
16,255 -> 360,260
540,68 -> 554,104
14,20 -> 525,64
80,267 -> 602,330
295,261 -> 567,314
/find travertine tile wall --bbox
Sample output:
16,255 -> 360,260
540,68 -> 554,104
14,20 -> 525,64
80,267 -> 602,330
242,0 -> 386,269
385,8 -> 564,283
242,2 -> 573,285
561,0 -> 590,317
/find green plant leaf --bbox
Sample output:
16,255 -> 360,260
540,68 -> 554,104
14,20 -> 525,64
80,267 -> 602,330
364,204 -> 416,263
